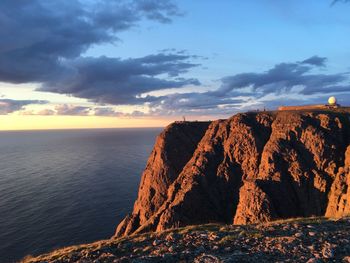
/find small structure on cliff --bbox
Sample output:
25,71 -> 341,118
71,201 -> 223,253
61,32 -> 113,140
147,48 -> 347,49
328,96 -> 337,106
278,96 -> 340,111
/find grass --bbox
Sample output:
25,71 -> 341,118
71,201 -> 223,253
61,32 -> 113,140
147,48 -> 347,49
21,216 -> 347,262
218,234 -> 238,245
259,216 -> 327,227
175,223 -> 221,235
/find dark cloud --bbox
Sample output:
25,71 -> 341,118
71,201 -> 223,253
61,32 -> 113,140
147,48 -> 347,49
8,55 -> 350,117
38,54 -> 200,105
67,55 -> 348,116
0,0 -> 189,84
331,0 -> 350,6
143,56 -> 350,115
148,92 -> 244,115
135,0 -> 183,23
0,99 -> 47,115
217,56 -> 348,98
0,0 -> 200,107
301,56 -> 327,67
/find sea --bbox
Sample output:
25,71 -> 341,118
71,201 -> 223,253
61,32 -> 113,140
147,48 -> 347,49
0,128 -> 162,263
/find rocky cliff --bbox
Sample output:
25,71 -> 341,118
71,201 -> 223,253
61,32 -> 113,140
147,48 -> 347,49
115,110 -> 350,237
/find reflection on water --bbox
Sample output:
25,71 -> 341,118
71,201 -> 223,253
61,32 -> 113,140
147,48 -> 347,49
0,128 -> 161,262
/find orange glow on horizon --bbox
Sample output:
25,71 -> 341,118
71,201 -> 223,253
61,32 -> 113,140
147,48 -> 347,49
0,115 -> 173,131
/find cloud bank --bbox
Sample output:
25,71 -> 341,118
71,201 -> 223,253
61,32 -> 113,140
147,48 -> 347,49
38,53 -> 200,105
217,56 -> 348,98
1,1 -> 349,117
10,55 -> 350,117
143,55 -> 350,115
0,0 -> 199,106
0,99 -> 47,114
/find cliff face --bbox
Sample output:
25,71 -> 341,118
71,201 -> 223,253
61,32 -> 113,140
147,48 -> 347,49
115,111 -> 350,237
115,121 -> 210,236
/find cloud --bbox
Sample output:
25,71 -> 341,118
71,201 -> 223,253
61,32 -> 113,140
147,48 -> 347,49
42,55 -> 348,116
331,0 -> 350,6
1,1 -> 349,119
0,1 -> 201,107
216,56 -> 348,98
36,109 -> 55,116
38,54 -> 200,105
54,104 -> 91,116
147,92 -> 244,115
0,0 -> 185,83
0,99 -> 47,115
141,56 -> 350,115
301,56 -> 327,67
21,104 -> 148,117
135,0 -> 183,23
93,108 -> 147,117
12,55 -> 350,117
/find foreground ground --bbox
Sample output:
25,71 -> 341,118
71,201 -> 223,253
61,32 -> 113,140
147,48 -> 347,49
22,217 -> 350,263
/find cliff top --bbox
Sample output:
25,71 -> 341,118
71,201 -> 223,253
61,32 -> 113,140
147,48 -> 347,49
250,106 -> 350,114
22,217 -> 350,263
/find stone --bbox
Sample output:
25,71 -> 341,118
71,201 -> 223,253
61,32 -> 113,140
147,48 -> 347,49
343,256 -> 350,262
168,245 -> 175,253
152,239 -> 161,246
322,246 -> 335,259
295,233 -> 303,238
165,233 -> 176,242
212,245 -> 219,250
194,254 -> 221,263
306,258 -> 321,263
308,232 -> 316,237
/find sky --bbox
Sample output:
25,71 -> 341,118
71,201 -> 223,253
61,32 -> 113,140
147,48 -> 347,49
0,0 -> 350,130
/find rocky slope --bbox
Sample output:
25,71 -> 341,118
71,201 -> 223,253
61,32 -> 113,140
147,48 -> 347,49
116,110 -> 350,237
23,217 -> 350,262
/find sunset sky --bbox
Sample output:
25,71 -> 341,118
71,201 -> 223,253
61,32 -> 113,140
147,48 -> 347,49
1,0 -> 350,130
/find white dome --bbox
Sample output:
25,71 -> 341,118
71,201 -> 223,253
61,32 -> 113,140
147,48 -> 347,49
328,96 -> 337,105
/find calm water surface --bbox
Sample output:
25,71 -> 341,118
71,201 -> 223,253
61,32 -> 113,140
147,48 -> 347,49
0,128 -> 161,263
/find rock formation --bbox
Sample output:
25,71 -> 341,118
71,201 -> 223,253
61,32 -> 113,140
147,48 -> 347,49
115,110 -> 350,237
325,146 -> 350,217
115,121 -> 210,236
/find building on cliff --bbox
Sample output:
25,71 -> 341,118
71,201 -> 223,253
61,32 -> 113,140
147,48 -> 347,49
278,96 -> 340,111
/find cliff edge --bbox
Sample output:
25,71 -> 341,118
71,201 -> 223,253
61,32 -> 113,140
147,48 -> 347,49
116,110 -> 350,237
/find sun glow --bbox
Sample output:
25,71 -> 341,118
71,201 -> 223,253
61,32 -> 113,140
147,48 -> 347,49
0,115 -> 171,131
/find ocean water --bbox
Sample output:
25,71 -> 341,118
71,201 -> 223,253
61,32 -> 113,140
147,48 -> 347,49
0,128 -> 161,263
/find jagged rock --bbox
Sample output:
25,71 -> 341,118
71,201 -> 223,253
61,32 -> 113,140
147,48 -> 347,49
115,121 -> 210,236
325,145 -> 350,217
233,181 -> 276,224
115,111 -> 350,237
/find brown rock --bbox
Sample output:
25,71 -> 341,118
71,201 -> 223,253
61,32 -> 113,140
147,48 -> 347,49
115,111 -> 350,237
325,145 -> 350,218
115,121 -> 210,236
233,181 -> 276,224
